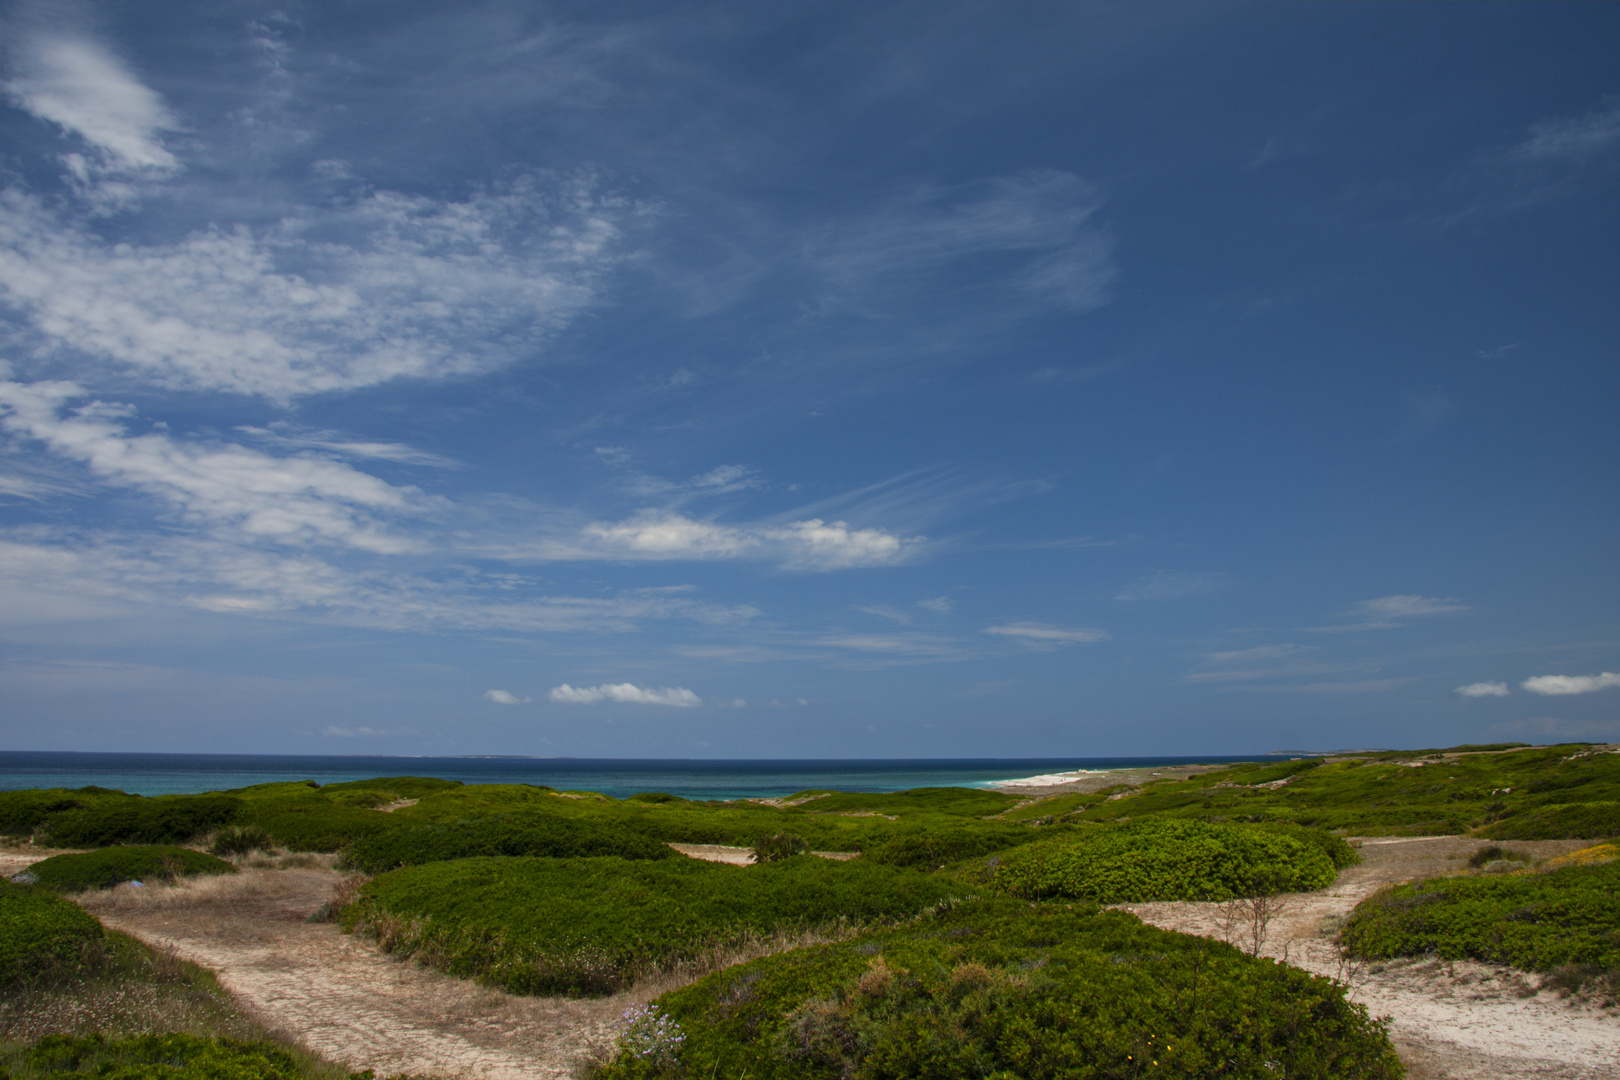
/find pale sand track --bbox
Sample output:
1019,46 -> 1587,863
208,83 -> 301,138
1120,837 -> 1620,1080
78,868 -> 631,1079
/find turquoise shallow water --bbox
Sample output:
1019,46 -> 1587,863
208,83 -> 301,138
0,751 -> 1261,799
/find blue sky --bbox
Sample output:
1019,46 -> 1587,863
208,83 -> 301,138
1,1 -> 1617,758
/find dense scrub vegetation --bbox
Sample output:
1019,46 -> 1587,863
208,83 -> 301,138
591,899 -> 1404,1080
1340,859 -> 1620,974
342,811 -> 676,873
343,855 -> 966,996
972,818 -> 1340,903
0,879 -> 104,988
9,1034 -> 308,1080
22,846 -> 236,893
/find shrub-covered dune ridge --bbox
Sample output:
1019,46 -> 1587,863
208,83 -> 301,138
341,810 -> 677,873
979,818 -> 1341,903
1340,858 -> 1620,973
343,855 -> 969,996
592,899 -> 1404,1080
22,846 -> 237,893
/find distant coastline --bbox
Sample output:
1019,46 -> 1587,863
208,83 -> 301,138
0,750 -> 1262,800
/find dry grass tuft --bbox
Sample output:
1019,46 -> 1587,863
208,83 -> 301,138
74,868 -> 290,915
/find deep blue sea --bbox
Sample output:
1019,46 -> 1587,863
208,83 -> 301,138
0,751 -> 1264,800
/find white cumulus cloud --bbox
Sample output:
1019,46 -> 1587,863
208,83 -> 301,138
580,513 -> 910,570
1521,672 -> 1620,696
549,682 -> 701,707
1456,681 -> 1510,698
484,689 -> 530,705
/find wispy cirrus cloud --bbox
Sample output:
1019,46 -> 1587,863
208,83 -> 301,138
1307,594 -> 1469,632
484,689 -> 531,705
1116,570 -> 1229,601
1510,99 -> 1620,164
984,622 -> 1108,648
0,178 -> 626,401
816,170 -> 1115,313
4,29 -> 181,206
1456,681 -> 1510,698
1521,672 -> 1620,696
548,682 -> 701,707
579,513 -> 912,570
0,380 -> 435,554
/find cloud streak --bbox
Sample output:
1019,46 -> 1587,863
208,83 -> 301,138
548,682 -> 701,707
1521,672 -> 1620,696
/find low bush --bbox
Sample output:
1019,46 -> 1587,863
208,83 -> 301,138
750,833 -> 810,863
1478,801 -> 1620,841
978,818 -> 1338,903
343,855 -> 966,996
342,811 -> 676,873
791,787 -> 1020,818
1340,860 -> 1620,972
590,898 -> 1403,1080
210,825 -> 275,857
11,1033 -> 306,1080
39,795 -> 242,848
1466,844 -> 1529,870
0,879 -> 105,988
23,846 -> 237,893
1254,820 -> 1361,869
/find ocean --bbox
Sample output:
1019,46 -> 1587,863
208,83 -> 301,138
0,751 -> 1262,800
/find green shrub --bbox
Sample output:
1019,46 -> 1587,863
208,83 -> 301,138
209,826 -> 275,857
23,846 -> 237,893
235,802 -> 398,852
314,775 -> 464,798
1466,844 -> 1528,869
341,811 -> 676,873
344,855 -> 966,996
40,795 -> 242,848
750,833 -> 811,863
1253,821 -> 1362,869
980,818 -> 1338,903
1478,801 -> 1620,840
0,879 -> 105,988
859,823 -> 1043,870
0,788 -> 142,838
791,787 -> 1020,818
591,899 -> 1403,1080
12,1033 -> 304,1080
1340,860 -> 1620,972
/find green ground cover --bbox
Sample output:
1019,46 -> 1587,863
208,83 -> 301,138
343,855 -> 968,996
0,879 -> 104,988
341,811 -> 676,873
1057,745 -> 1620,838
21,846 -> 236,893
591,899 -> 1403,1080
1339,860 -> 1620,974
974,818 -> 1340,903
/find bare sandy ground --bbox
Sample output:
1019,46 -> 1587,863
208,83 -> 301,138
77,868 -> 631,1079
1119,837 -> 1620,1080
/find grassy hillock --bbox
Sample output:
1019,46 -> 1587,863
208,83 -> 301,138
590,899 -> 1404,1080
1340,859 -> 1620,980
342,855 -> 968,996
0,879 -> 104,988
22,846 -> 237,893
973,818 -> 1341,902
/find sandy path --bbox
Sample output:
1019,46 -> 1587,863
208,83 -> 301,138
79,869 -> 633,1080
1119,837 -> 1620,1080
